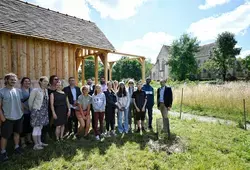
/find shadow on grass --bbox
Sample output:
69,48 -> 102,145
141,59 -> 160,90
0,129 -> 177,170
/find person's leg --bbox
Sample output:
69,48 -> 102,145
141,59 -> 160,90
84,117 -> 90,136
77,118 -> 85,135
91,105 -> 95,130
55,126 -> 61,140
32,127 -> 39,147
0,121 -> 9,158
141,111 -> 146,132
105,112 -> 110,132
72,110 -> 78,135
117,110 -> 123,133
13,133 -> 20,149
111,109 -> 115,131
128,104 -> 132,129
160,104 -> 169,134
67,115 -> 73,134
148,106 -> 153,129
99,112 -> 105,134
124,108 -> 129,133
60,125 -> 65,139
94,112 -> 99,136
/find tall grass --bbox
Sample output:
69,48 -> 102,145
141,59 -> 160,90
172,82 -> 250,121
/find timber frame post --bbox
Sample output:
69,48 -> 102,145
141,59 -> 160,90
94,54 -> 99,84
109,61 -> 115,81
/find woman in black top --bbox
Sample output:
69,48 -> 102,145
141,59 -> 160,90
50,81 -> 70,141
104,81 -> 117,137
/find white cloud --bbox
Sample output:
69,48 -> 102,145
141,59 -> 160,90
86,0 -> 149,20
108,32 -> 175,63
26,0 -> 91,20
199,0 -> 231,10
188,2 -> 250,43
237,49 -> 250,58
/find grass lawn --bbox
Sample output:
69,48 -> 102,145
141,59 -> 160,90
1,115 -> 250,170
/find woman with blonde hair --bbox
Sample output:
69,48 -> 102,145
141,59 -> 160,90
29,76 -> 49,150
92,84 -> 106,140
75,85 -> 91,139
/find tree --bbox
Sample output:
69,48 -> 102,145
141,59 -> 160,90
145,59 -> 153,78
211,32 -> 241,81
112,57 -> 142,81
78,57 -> 104,82
168,33 -> 200,81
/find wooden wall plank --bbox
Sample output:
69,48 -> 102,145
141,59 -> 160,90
20,37 -> 27,77
50,42 -> 56,76
26,38 -> 30,79
43,41 -> 50,77
56,43 -> 63,78
7,34 -> 11,73
63,44 -> 69,80
0,33 -> 2,78
2,34 -> 8,76
68,45 -> 74,77
35,40 -> 42,79
28,38 -> 35,80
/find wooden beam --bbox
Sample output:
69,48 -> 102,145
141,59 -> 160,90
50,42 -> 56,76
109,62 -> 115,81
43,41 -> 50,77
2,34 -> 9,76
56,43 -> 63,78
141,58 -> 145,83
63,44 -> 69,81
11,35 -> 18,75
28,38 -> 35,79
68,45 -> 74,77
75,48 -> 81,85
81,58 -> 85,85
94,55 -> 98,85
110,51 -> 145,59
7,34 -> 11,73
35,40 -> 42,79
0,33 -> 2,78
20,37 -> 27,77
103,53 -> 108,82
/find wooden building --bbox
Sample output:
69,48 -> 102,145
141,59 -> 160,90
0,0 -> 145,87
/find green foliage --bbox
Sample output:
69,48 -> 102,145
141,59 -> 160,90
210,32 -> 241,81
2,117 -> 250,170
168,33 -> 200,81
78,57 -> 104,82
145,59 -> 153,78
112,57 -> 142,81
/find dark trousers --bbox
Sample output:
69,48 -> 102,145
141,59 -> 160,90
146,105 -> 153,128
66,109 -> 78,134
94,112 -> 104,136
105,108 -> 115,131
91,105 -> 95,130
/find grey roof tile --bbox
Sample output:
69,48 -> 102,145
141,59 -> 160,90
0,0 -> 115,51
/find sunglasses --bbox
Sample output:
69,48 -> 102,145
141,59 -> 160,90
54,78 -> 59,81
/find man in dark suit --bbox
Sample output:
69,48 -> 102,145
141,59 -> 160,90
157,79 -> 173,139
63,77 -> 81,136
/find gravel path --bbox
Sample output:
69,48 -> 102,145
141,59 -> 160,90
153,109 -> 250,130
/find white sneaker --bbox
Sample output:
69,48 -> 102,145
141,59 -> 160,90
39,143 -> 48,147
105,132 -> 111,137
95,135 -> 100,141
33,145 -> 44,150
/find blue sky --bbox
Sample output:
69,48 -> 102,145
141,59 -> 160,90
25,0 -> 250,63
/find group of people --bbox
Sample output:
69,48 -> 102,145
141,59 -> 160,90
0,72 -> 173,162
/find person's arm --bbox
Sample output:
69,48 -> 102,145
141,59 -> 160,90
133,98 -> 140,112
168,88 -> 173,110
50,93 -> 57,119
142,92 -> 147,112
102,93 -> 106,111
66,96 -> 71,117
157,88 -> 160,109
28,90 -> 36,111
0,96 -> 6,122
125,91 -> 130,109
